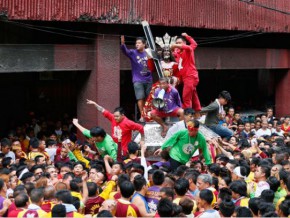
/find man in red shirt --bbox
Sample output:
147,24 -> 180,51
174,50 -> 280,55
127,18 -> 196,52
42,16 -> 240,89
172,33 -> 201,115
8,193 -> 29,217
86,99 -> 145,157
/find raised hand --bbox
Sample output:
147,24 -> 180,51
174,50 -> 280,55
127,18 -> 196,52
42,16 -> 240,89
154,148 -> 162,156
121,35 -> 125,44
86,99 -> 97,106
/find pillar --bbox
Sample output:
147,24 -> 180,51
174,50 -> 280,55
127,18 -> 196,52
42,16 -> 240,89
275,69 -> 290,117
77,35 -> 120,133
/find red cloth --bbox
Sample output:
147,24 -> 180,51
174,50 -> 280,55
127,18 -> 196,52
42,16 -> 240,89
8,202 -> 17,214
174,35 -> 201,111
85,196 -> 105,215
8,208 -> 24,217
102,110 -> 144,156
54,154 -> 70,164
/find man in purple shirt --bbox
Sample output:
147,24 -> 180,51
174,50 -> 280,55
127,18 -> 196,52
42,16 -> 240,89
121,35 -> 153,121
151,78 -> 184,137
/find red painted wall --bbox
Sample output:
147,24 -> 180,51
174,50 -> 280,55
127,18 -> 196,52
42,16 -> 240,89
275,70 -> 290,117
1,0 -> 289,33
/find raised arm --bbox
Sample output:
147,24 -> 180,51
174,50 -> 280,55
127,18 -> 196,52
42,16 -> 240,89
86,99 -> 105,113
171,43 -> 192,52
72,118 -> 87,133
182,33 -> 197,50
120,35 -> 133,57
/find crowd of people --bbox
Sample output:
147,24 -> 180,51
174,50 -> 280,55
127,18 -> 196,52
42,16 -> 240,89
0,34 -> 289,218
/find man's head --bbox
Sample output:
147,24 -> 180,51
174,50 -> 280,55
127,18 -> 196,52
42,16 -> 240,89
0,138 -> 11,154
184,170 -> 199,191
261,121 -> 268,130
35,155 -> 46,165
135,37 -> 146,51
197,189 -> 213,209
267,108 -> 273,117
46,166 -> 57,179
90,127 -> 107,143
89,168 -> 106,185
113,107 -> 125,123
229,180 -> 247,199
60,147 -> 69,159
14,193 -> 29,208
196,174 -> 212,190
219,198 -> 235,218
254,165 -> 270,181
218,91 -> 231,105
62,172 -> 75,189
187,120 -> 200,137
60,163 -> 73,176
176,36 -> 187,46
21,172 -> 36,184
128,142 -> 139,155
184,108 -> 195,122
55,189 -> 73,204
29,137 -> 39,149
228,107 -> 235,116
133,175 -> 147,193
159,77 -> 170,90
31,165 -> 44,178
119,180 -> 135,199
179,197 -> 194,215
30,188 -> 44,205
174,178 -> 189,197
51,204 -> 66,218
152,170 -> 165,186
111,162 -> 124,175
87,182 -> 99,197
159,187 -> 174,201
157,198 -> 173,217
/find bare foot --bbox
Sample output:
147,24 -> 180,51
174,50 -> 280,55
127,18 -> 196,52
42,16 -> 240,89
161,125 -> 169,137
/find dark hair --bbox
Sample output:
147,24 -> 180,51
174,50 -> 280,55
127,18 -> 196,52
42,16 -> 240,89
251,157 -> 261,166
51,204 -> 66,218
60,163 -> 73,171
219,198 -> 235,217
21,172 -> 34,183
87,182 -> 98,197
184,170 -> 200,184
30,188 -> 44,204
31,164 -> 44,173
160,150 -> 170,161
15,193 -> 29,208
212,177 -> 219,191
175,165 -> 189,178
260,165 -> 271,178
29,137 -> 39,149
208,163 -> 220,177
133,175 -> 147,191
0,138 -> 11,148
235,206 -> 253,217
128,142 -> 139,154
2,157 -> 12,168
117,174 -> 130,187
13,185 -> 26,198
160,187 -> 175,200
157,198 -> 173,217
279,200 -> 290,217
179,197 -> 194,215
218,187 -> 232,201
260,189 -> 274,203
267,176 -> 280,192
258,202 -> 275,216
248,197 -> 260,216
153,170 -> 165,185
220,176 -> 232,187
70,177 -> 82,192
176,36 -> 187,42
24,182 -> 35,196
229,180 -> 247,197
199,189 -> 213,205
159,77 -> 169,84
119,181 -> 135,198
114,107 -> 125,115
97,210 -> 113,217
112,162 -> 125,172
172,204 -> 182,216
34,155 -> 45,164
174,178 -> 189,196
55,190 -> 73,204
184,108 -> 195,115
63,172 -> 75,181
218,90 -> 231,102
136,37 -> 146,44
90,127 -> 106,138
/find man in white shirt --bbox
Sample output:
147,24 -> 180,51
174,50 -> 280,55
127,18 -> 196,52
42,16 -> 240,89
272,121 -> 285,137
254,165 -> 270,197
165,108 -> 195,139
0,138 -> 15,161
255,121 -> 271,138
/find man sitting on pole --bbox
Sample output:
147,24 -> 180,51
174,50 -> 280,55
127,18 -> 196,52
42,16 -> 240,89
150,77 -> 184,137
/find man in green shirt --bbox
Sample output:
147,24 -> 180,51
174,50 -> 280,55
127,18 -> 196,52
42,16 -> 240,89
72,119 -> 117,161
154,120 -> 212,170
